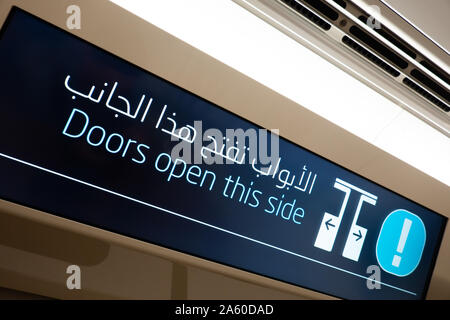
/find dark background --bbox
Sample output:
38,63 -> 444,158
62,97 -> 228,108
0,7 -> 446,299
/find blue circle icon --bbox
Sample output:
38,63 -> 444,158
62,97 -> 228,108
376,209 -> 426,277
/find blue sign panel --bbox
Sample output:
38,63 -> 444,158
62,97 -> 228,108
0,7 -> 446,299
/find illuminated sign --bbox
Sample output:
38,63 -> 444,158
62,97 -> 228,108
0,7 -> 446,299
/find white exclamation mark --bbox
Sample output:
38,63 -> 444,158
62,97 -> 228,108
392,218 -> 412,267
